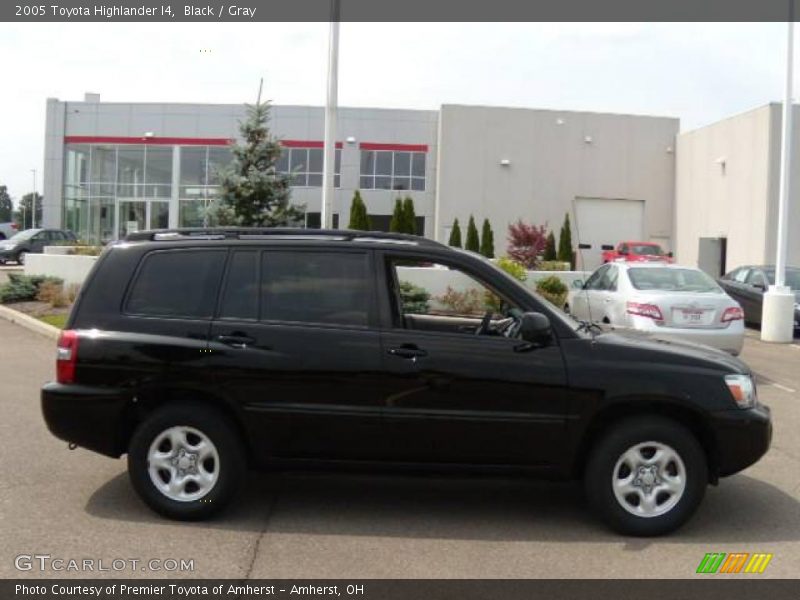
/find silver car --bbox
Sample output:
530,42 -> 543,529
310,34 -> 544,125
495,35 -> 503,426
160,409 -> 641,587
566,263 -> 745,355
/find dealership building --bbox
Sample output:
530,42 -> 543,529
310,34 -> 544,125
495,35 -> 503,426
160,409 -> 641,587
42,95 -> 679,270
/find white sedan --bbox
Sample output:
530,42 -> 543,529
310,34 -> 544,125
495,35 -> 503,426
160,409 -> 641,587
566,263 -> 745,355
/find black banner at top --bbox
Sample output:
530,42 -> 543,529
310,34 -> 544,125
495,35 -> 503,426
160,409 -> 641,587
3,0 -> 800,22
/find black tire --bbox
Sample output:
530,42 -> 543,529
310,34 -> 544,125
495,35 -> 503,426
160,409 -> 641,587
127,403 -> 246,520
584,416 -> 707,536
16,251 -> 26,265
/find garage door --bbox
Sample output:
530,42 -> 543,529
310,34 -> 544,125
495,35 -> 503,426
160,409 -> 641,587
573,197 -> 645,271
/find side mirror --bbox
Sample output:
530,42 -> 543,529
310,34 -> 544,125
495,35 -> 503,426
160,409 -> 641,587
571,279 -> 584,289
518,312 -> 552,347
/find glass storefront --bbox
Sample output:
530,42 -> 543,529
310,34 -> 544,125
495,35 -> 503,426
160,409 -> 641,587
63,143 -> 233,243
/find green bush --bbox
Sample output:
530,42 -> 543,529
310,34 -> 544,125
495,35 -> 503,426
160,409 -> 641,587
535,275 -> 568,309
398,280 -> 430,314
537,260 -> 571,272
0,274 -> 64,304
495,257 -> 528,281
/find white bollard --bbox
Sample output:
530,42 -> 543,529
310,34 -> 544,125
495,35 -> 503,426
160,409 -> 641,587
761,286 -> 796,342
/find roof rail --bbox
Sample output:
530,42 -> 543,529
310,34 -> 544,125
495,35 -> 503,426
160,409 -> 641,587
124,227 -> 447,248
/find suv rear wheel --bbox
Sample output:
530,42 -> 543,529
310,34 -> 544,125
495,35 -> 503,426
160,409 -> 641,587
584,416 -> 707,536
128,403 -> 245,520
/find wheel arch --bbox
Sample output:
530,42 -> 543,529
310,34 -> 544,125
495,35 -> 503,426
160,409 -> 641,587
121,386 -> 254,465
571,398 -> 720,484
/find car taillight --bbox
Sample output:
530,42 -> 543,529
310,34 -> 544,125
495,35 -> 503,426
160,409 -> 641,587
56,330 -> 79,384
626,301 -> 664,321
721,306 -> 744,323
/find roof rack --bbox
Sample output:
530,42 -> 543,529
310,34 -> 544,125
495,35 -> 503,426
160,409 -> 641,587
124,227 -> 447,248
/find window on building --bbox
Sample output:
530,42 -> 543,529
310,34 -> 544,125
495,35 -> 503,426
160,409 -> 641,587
178,145 -> 233,227
359,150 -> 426,191
277,146 -> 341,188
126,250 -> 227,319
261,251 -> 371,327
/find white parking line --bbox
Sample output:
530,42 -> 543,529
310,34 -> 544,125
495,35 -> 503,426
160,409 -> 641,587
770,382 -> 797,394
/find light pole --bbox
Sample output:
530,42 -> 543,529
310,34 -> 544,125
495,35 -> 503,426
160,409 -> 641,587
321,0 -> 340,230
762,10 -> 797,343
30,169 -> 37,229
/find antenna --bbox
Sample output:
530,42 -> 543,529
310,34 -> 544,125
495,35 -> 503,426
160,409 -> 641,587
570,205 -> 598,334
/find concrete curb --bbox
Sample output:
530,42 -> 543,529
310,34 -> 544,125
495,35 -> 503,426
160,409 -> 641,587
0,304 -> 60,341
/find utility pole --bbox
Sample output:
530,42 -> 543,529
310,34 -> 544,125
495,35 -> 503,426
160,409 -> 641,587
321,0 -> 340,229
762,6 -> 797,343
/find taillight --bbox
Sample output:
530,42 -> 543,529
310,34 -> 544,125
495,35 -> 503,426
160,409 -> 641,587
626,301 -> 664,321
721,306 -> 744,323
56,330 -> 79,384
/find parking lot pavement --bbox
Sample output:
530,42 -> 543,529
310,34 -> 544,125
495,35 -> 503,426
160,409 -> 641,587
1,318 -> 798,580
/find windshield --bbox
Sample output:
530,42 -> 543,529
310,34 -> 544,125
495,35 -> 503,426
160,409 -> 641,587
628,267 -> 721,292
765,269 -> 800,290
7,229 -> 39,242
630,244 -> 663,256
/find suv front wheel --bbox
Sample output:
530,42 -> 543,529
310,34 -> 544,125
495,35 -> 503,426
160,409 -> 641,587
584,416 -> 707,536
128,403 -> 245,520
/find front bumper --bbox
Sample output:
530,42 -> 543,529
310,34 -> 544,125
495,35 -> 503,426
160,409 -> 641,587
711,403 -> 772,477
41,382 -> 133,457
0,248 -> 19,261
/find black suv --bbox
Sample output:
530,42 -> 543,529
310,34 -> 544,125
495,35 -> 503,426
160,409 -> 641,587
41,229 -> 771,536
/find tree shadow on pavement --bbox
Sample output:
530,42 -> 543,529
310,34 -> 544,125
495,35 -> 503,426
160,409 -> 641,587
86,470 -> 800,544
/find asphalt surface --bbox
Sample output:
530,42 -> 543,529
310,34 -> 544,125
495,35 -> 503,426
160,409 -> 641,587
1,319 -> 799,580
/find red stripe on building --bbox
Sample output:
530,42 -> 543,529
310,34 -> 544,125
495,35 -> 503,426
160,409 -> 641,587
280,140 -> 343,149
359,142 -> 428,152
64,136 -> 233,146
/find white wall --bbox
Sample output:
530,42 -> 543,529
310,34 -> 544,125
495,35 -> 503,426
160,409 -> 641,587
24,254 -> 97,287
435,105 -> 679,257
675,105 -> 775,270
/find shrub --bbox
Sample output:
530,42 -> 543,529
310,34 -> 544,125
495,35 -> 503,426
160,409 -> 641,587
398,280 -> 430,314
537,260 -> 571,272
389,199 -> 404,233
36,280 -> 68,307
68,246 -> 103,256
480,219 -> 495,258
543,231 -> 557,261
506,219 -> 548,268
347,191 -> 371,230
485,257 -> 528,312
448,218 -> 462,248
402,197 -> 417,235
65,283 -> 81,303
535,275 -> 569,309
557,213 -> 576,269
0,274 -> 63,304
465,215 -> 480,252
436,286 -> 484,315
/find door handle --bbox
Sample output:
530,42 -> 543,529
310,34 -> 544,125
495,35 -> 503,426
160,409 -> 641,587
216,334 -> 256,348
387,345 -> 428,360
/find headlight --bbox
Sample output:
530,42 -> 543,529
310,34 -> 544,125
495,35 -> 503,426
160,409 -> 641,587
725,374 -> 757,409
3,243 -> 16,250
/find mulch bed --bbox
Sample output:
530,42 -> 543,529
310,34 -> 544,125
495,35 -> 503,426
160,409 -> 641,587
6,300 -> 71,319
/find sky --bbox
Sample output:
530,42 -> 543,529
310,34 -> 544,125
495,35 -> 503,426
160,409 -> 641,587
0,21 -> 792,203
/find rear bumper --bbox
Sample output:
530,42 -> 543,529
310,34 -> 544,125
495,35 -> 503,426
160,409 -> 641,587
711,403 -> 772,477
41,382 -> 133,457
630,318 -> 745,355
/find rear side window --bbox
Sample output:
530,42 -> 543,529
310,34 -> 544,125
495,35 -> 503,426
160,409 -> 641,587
219,251 -> 259,320
126,249 -> 227,319
261,251 -> 371,326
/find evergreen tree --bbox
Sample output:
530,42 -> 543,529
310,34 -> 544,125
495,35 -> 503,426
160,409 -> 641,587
0,185 -> 12,222
347,190 -> 371,230
465,215 -> 480,252
543,230 -> 557,261
14,192 -> 43,229
448,218 -> 462,248
479,218 -> 495,258
557,213 -> 575,269
402,196 -> 417,234
214,100 -> 303,227
389,198 -> 404,233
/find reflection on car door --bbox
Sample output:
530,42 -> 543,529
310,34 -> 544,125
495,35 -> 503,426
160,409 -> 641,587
208,248 -> 387,462
376,253 -> 569,467
741,269 -> 768,324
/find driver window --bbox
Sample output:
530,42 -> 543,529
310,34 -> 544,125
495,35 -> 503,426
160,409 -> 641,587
388,258 -> 520,335
745,270 -> 767,288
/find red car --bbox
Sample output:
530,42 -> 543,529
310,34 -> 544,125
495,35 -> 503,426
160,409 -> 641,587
601,241 -> 673,264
